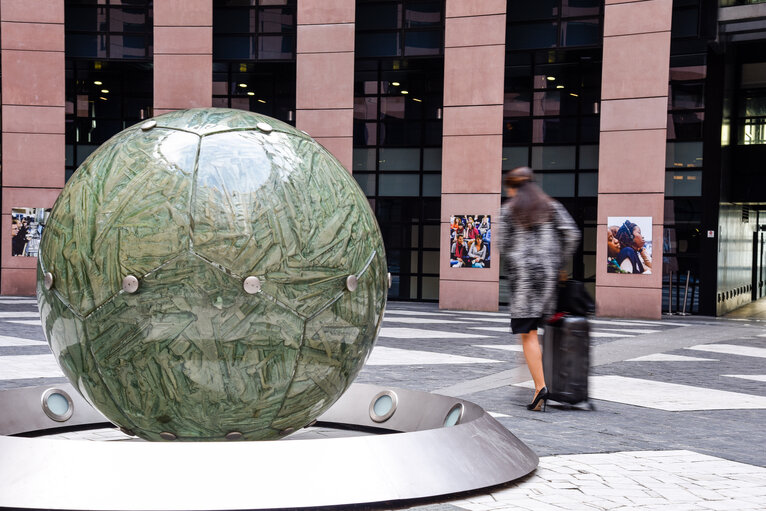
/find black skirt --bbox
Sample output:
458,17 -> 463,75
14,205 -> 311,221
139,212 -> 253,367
510,317 -> 542,334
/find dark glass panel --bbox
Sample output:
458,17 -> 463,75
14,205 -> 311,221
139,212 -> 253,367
405,2 -> 442,28
505,92 -> 531,116
669,81 -> 704,110
379,120 -> 423,145
354,120 -> 378,145
561,19 -> 600,47
356,3 -> 401,30
213,35 -> 254,59
507,0 -> 558,21
533,117 -> 578,143
534,91 -> 579,116
503,118 -> 532,143
66,33 -> 107,58
579,116 -> 600,143
214,7 -> 254,33
562,0 -> 600,17
671,8 -> 699,38
404,31 -> 441,56
667,111 -> 705,139
423,121 -> 442,145
110,35 -> 147,58
507,22 -> 558,50
258,35 -> 295,59
66,6 -> 107,31
669,54 -> 707,80
258,7 -> 295,33
356,32 -> 401,57
109,7 -> 148,32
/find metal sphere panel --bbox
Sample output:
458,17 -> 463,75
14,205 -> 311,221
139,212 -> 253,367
37,108 -> 387,441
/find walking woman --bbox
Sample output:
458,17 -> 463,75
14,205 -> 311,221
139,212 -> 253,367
498,167 -> 580,411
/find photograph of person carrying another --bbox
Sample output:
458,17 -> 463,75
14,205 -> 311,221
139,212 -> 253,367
450,214 -> 491,268
607,216 -> 653,275
11,207 -> 51,258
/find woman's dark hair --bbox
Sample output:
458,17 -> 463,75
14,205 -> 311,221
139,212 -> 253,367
503,167 -> 553,228
616,220 -> 637,249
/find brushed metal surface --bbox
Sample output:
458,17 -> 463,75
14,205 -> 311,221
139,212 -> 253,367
0,383 -> 538,510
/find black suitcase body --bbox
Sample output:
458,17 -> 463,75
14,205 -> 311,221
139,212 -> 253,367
542,315 -> 591,406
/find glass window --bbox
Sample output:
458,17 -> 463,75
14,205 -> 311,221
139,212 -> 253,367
669,81 -> 704,110
502,147 -> 529,169
579,145 -> 599,169
532,145 -> 576,169
379,174 -> 420,196
666,141 -> 703,168
741,63 -> 766,88
356,32 -> 401,57
562,0 -> 600,17
561,19 -> 600,47
422,148 -> 442,170
353,148 -> 377,172
507,0 -> 558,21
505,92 -> 532,116
665,170 -> 702,196
671,7 -> 699,38
379,148 -> 420,170
357,3 -> 402,30
578,172 -> 598,196
533,117 -> 578,143
667,111 -> 704,140
404,31 -> 441,56
503,118 -> 532,143
422,174 -> 441,196
507,23 -> 558,50
538,172 -> 575,197
405,3 -> 441,28
354,173 -> 376,196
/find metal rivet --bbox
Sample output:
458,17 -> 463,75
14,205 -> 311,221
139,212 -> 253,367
44,272 -> 54,290
387,272 -> 392,289
280,427 -> 295,436
159,431 -> 176,441
141,120 -> 156,131
256,122 -> 273,133
346,275 -> 358,292
225,431 -> 243,441
122,275 -> 139,294
243,276 -> 261,294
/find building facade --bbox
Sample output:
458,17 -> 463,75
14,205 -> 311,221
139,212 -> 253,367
1,0 -> 764,319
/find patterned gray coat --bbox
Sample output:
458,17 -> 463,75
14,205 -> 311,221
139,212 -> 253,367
497,200 -> 580,319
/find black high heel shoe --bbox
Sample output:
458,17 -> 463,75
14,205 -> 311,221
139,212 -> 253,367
527,387 -> 549,411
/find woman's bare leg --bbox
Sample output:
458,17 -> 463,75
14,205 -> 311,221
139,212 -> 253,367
520,330 -> 546,392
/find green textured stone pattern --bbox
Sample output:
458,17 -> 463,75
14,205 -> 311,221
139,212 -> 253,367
37,108 -> 387,441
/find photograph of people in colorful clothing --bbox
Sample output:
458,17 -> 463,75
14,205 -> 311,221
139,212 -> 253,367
607,216 -> 652,274
450,215 -> 490,268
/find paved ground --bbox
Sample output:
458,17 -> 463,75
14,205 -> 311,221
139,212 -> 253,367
2,296 -> 766,510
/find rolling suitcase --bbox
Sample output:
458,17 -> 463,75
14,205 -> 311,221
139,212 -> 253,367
542,315 -> 593,409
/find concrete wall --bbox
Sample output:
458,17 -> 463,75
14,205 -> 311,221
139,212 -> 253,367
438,0 -> 506,311
595,0 -> 673,319
153,0 -> 212,114
1,0 -> 66,295
295,0 -> 355,171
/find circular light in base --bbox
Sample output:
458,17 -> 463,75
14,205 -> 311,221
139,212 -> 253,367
346,275 -> 358,292
141,120 -> 157,131
256,122 -> 273,133
369,390 -> 398,423
160,431 -> 177,441
444,403 -> 464,427
44,272 -> 54,290
41,388 -> 74,422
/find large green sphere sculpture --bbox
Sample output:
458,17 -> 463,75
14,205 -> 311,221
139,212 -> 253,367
37,108 -> 387,441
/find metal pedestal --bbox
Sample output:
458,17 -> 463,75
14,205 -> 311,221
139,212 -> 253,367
0,383 -> 538,510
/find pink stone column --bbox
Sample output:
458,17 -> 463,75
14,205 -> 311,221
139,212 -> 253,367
596,0 -> 673,318
438,0 -> 506,311
295,0 -> 355,171
153,0 -> 212,115
1,0 -> 66,295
